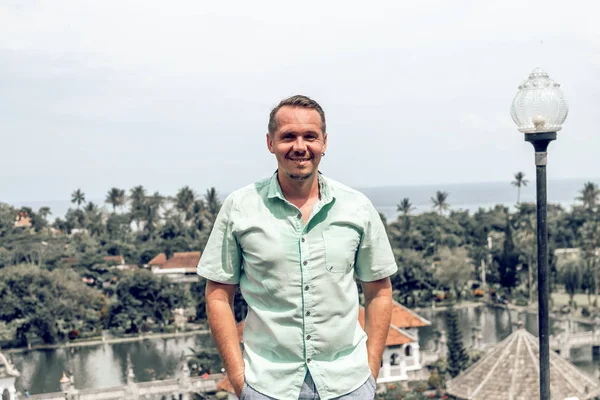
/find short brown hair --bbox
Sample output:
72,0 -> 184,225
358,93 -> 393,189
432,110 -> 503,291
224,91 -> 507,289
268,95 -> 326,136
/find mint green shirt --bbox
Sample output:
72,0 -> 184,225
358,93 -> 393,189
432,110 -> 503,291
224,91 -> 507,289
197,173 -> 397,400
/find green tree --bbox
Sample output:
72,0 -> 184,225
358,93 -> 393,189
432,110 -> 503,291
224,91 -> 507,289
129,185 -> 147,230
84,202 -> 105,237
434,247 -> 473,300
190,278 -> 207,321
498,217 -> 519,294
0,203 -> 16,238
445,306 -> 469,378
397,198 -> 414,232
106,188 -> 127,212
514,204 -> 536,304
577,181 -> 600,212
71,189 -> 86,208
579,219 -> 600,307
0,264 -> 102,345
175,186 -> 197,223
143,192 -> 165,235
562,263 -> 581,309
204,187 -> 222,226
511,171 -> 528,204
431,191 -> 450,215
108,270 -> 186,333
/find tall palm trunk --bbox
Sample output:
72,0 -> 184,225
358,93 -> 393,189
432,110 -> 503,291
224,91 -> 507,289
517,186 -> 521,204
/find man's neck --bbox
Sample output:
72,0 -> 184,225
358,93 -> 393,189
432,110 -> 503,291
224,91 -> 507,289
278,171 -> 320,204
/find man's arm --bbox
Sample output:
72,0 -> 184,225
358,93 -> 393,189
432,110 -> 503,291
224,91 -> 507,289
205,280 -> 245,397
361,277 -> 393,381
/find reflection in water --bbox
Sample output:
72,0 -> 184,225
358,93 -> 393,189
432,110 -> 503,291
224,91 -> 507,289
9,308 -> 600,395
418,306 -> 598,376
12,334 -> 220,395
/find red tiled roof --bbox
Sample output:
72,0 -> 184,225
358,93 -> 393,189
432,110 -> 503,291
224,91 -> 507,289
160,252 -> 201,272
148,253 -> 167,266
390,300 -> 430,329
358,306 -> 414,346
14,212 -> 32,228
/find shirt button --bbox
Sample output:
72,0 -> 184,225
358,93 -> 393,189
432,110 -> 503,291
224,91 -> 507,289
307,358 -> 312,363
301,237 -> 305,243
306,311 -> 311,316
297,213 -> 302,219
306,335 -> 311,340
304,285 -> 309,291
303,261 -> 308,266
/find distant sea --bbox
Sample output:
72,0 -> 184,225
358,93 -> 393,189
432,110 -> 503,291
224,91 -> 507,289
10,178 -> 595,224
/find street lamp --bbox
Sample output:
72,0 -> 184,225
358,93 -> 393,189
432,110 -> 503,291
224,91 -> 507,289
510,67 -> 569,399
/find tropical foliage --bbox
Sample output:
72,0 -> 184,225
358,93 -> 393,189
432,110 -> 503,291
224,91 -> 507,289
1,178 -> 600,349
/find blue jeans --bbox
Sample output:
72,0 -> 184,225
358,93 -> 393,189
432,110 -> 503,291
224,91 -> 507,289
240,371 -> 376,400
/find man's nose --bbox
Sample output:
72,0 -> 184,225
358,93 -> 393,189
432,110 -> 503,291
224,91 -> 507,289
292,138 -> 307,152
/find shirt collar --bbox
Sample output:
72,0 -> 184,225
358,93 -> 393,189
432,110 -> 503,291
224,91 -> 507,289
267,171 -> 334,203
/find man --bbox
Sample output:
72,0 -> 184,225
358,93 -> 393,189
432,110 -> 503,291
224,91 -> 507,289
197,95 -> 397,400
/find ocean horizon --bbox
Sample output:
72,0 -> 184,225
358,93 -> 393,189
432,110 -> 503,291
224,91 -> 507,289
8,178 -> 595,224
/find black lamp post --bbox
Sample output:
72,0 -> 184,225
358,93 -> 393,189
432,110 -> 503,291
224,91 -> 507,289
510,68 -> 569,399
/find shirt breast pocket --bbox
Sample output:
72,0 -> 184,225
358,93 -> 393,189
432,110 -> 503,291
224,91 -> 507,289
323,225 -> 361,274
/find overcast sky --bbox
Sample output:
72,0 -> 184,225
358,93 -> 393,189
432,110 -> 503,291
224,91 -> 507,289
1,0 -> 599,203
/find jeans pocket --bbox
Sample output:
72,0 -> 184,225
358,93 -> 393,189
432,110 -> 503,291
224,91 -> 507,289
368,375 -> 377,390
240,382 -> 249,399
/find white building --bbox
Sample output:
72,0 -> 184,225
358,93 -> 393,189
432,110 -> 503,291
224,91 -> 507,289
149,252 -> 201,283
0,352 -> 19,400
359,301 -> 431,383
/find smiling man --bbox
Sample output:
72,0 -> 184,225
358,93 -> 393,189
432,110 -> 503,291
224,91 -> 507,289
197,95 -> 397,400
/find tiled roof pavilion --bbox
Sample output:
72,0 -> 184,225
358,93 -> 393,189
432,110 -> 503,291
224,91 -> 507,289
446,328 -> 599,400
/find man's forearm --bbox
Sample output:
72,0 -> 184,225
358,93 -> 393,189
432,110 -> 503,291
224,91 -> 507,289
206,282 -> 245,393
363,278 -> 393,380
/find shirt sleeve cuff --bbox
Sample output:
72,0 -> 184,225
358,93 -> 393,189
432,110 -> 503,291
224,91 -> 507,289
197,267 -> 240,285
357,264 -> 397,282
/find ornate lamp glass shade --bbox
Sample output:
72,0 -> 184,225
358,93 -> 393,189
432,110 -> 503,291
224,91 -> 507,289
510,68 -> 569,133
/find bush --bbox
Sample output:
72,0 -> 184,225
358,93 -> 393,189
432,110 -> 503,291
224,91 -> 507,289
413,381 -> 428,393
427,369 -> 443,390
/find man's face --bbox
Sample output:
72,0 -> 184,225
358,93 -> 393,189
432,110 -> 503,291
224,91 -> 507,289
267,106 -> 327,181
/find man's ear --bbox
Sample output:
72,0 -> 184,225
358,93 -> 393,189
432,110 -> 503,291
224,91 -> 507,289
266,133 -> 275,154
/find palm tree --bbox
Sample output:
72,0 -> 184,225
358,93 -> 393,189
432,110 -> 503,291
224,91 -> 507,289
397,198 -> 414,216
143,192 -> 164,234
397,197 -> 414,232
175,186 -> 197,223
106,188 -> 126,212
71,189 -> 86,208
431,191 -> 450,215
38,206 -> 52,221
577,181 -> 600,211
511,171 -> 529,204
204,187 -> 222,224
84,202 -> 105,236
129,185 -> 147,230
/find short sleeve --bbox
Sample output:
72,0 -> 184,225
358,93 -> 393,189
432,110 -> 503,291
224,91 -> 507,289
354,199 -> 398,282
197,193 -> 242,284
